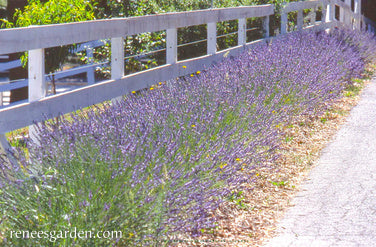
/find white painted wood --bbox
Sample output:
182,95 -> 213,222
321,1 -> 327,23
0,134 -> 19,167
297,9 -> 304,30
0,80 -> 27,91
207,22 -> 217,55
1,63 -> 105,92
86,45 -> 96,85
0,80 -> 8,107
0,81 -> 5,107
310,8 -> 317,26
325,1 -> 334,22
28,48 -> 46,144
330,2 -> 335,22
111,37 -> 124,80
111,37 -> 125,104
354,0 -> 361,29
0,134 -> 10,154
354,0 -> 360,14
0,5 -> 274,55
238,18 -> 247,46
87,67 -> 96,85
166,28 -> 177,64
28,116 -> 40,144
0,60 -> 22,72
283,0 -> 321,12
339,1 -> 345,23
263,15 -> 270,38
28,49 -> 46,102
281,11 -> 288,34
344,0 -> 351,26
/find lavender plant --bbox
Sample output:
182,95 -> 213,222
1,27 -> 375,246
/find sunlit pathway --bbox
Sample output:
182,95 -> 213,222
265,78 -> 376,247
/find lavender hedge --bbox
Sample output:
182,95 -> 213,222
1,27 -> 376,246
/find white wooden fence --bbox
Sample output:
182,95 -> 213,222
0,0 -> 375,159
0,5 -> 275,135
280,0 -> 368,34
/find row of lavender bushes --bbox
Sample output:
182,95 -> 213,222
1,27 -> 376,246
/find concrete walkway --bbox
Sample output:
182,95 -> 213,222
265,78 -> 376,247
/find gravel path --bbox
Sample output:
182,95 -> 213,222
265,78 -> 376,247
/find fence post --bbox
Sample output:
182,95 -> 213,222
310,8 -> 317,26
207,22 -> 217,55
354,0 -> 361,29
28,48 -> 46,144
321,1 -> 327,23
344,0 -> 351,26
0,133 -> 18,167
166,28 -> 178,64
281,9 -> 288,34
326,1 -> 334,23
297,9 -> 303,30
111,37 -> 124,104
0,134 -> 11,155
339,3 -> 345,23
238,18 -> 247,46
0,79 -> 9,107
87,67 -> 95,85
86,45 -> 95,85
263,15 -> 270,38
111,37 -> 124,80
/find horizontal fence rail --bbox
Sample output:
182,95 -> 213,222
0,40 -> 106,73
0,5 -> 274,55
0,63 -> 105,93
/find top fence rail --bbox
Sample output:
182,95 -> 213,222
282,0 -> 322,13
0,5 -> 273,55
